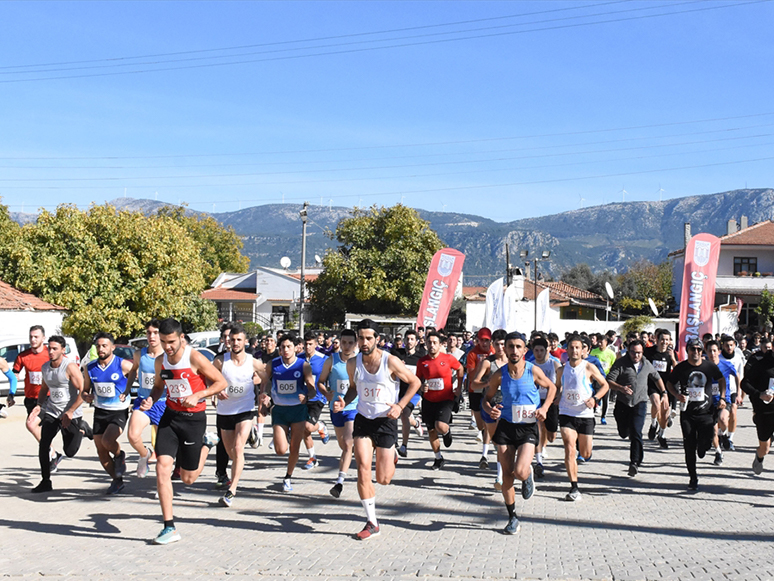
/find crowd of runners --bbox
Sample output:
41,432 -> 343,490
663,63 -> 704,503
2,319 -> 774,543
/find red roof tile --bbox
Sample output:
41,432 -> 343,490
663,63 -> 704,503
670,220 -> 774,256
201,288 -> 258,301
0,280 -> 66,311
287,273 -> 319,282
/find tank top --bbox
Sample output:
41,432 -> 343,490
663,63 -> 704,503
489,358 -> 506,404
534,356 -> 559,401
218,353 -> 256,416
306,352 -> 327,403
559,360 -> 595,418
271,356 -> 307,407
88,355 -> 130,411
138,347 -> 164,400
163,346 -> 208,413
355,351 -> 399,420
328,352 -> 357,412
500,361 -> 540,424
42,358 -> 83,419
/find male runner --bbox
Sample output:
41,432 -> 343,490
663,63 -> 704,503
126,319 -> 165,478
0,355 -> 17,418
392,329 -> 425,458
83,332 -> 134,494
213,327 -> 232,490
213,323 -> 265,507
557,335 -> 609,501
644,329 -> 677,448
335,319 -> 420,540
590,334 -> 616,424
666,337 -> 725,490
141,317 -> 226,544
741,346 -> 774,475
417,331 -> 464,470
705,340 -> 737,466
255,334 -> 279,448
318,329 -> 358,498
30,336 -> 86,493
482,332 -> 556,534
531,336 -> 562,479
259,334 -> 315,492
301,332 -> 330,471
466,328 -> 494,441
719,335 -> 745,450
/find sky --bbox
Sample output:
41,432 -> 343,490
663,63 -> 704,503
0,0 -> 772,222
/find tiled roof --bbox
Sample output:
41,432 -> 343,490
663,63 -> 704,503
0,280 -> 66,311
287,273 -> 319,282
464,279 -> 604,304
201,288 -> 258,301
670,220 -> 774,256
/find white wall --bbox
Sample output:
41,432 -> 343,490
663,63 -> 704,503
0,311 -> 66,337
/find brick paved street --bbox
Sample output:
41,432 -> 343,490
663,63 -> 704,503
2,403 -> 773,580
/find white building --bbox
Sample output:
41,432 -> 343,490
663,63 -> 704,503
0,279 -> 67,338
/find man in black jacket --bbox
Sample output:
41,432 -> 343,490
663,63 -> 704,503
740,349 -> 774,475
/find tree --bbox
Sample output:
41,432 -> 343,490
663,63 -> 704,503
755,286 -> 774,332
0,198 -> 19,242
0,203 -> 218,344
622,315 -> 653,336
561,263 -> 616,298
156,206 -> 250,283
617,260 -> 673,315
308,204 -> 444,326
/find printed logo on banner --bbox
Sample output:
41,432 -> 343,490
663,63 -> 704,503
694,241 -> 712,267
437,253 -> 456,277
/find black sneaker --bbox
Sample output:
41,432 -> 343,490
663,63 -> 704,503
727,440 -> 736,451
521,467 -> 535,500
658,436 -> 668,449
478,456 -> 489,470
50,452 -> 64,474
720,434 -> 730,451
628,463 -> 638,477
647,424 -> 657,441
688,477 -> 699,491
714,451 -> 723,466
114,451 -> 127,478
432,457 -> 445,470
534,463 -> 545,479
397,445 -> 407,458
330,482 -> 343,498
31,479 -> 53,493
442,431 -> 453,448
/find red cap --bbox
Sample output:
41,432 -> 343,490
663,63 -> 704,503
477,327 -> 492,340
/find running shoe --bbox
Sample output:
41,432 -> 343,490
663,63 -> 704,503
50,452 -> 64,474
303,457 -> 319,470
268,440 -> 274,450
31,479 -> 53,493
521,467 -> 535,500
248,425 -> 259,448
414,420 -> 424,438
719,434 -> 730,451
565,488 -> 582,502
468,419 -> 477,430
503,515 -> 520,535
600,417 -> 607,425
494,478 -> 502,492
576,454 -> 586,465
114,451 -> 127,478
107,478 -> 125,495
355,521 -> 380,540
330,482 -> 343,498
534,463 -> 545,480
219,490 -> 234,507
203,431 -> 220,448
752,455 -> 764,475
628,463 -> 638,477
282,478 -> 292,492
727,440 -> 736,451
0,406 -> 7,419
442,430 -> 453,448
432,457 -> 445,470
714,451 -> 723,466
214,473 -> 231,490
137,452 -> 150,478
153,526 -> 181,545
658,436 -> 669,449
688,477 -> 699,491
647,424 -> 657,441
318,422 -> 330,444
667,417 -> 673,428
478,456 -> 489,470
475,430 -> 484,443
397,445 -> 408,458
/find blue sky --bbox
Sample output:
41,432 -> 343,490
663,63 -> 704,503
0,0 -> 772,222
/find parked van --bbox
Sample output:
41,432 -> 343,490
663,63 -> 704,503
187,331 -> 221,350
0,334 -> 80,397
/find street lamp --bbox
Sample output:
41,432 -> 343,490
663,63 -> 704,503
533,250 -> 551,332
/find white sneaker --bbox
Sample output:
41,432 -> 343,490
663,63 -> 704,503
137,453 -> 150,478
469,419 -> 477,430
0,407 -> 7,419
203,431 -> 220,448
268,440 -> 275,450
476,430 -> 484,443
414,420 -> 424,438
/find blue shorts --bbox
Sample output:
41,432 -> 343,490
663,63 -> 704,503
132,396 -> 166,426
330,408 -> 358,428
410,393 -> 421,407
272,403 -> 308,427
481,405 -> 498,425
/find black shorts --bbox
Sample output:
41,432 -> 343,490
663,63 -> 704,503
559,414 -> 595,436
403,400 -> 415,414
353,414 -> 398,449
24,397 -> 38,416
541,402 -> 560,433
492,420 -> 539,448
753,412 -> 774,443
469,392 -> 484,412
307,400 -> 325,424
155,409 -> 207,471
422,398 -> 454,430
647,385 -> 664,397
216,410 -> 254,431
93,407 -> 129,435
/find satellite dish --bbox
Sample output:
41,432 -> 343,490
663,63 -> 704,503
314,254 -> 321,264
648,298 -> 659,317
280,256 -> 291,269
605,281 -> 614,299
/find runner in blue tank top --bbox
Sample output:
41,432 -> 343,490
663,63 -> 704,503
482,332 -> 557,536
126,319 -> 165,478
301,331 -> 330,471
317,329 -> 359,498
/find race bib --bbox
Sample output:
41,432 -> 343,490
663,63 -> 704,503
28,371 -> 42,385
227,384 -> 246,395
276,380 -> 297,395
93,382 -> 116,398
49,387 -> 68,405
652,360 -> 667,373
564,386 -> 583,403
336,379 -> 350,395
166,378 -> 193,400
427,378 -> 445,391
687,386 -> 705,402
539,386 -> 548,400
361,384 -> 391,404
512,404 -> 537,424
142,374 -> 154,388
405,365 -> 417,375
711,383 -> 720,396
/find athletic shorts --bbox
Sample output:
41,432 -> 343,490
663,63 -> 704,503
422,398 -> 454,431
155,409 -> 206,471
24,397 -> 39,416
493,420 -> 539,448
353,414 -> 398,449
559,414 -> 595,436
272,403 -> 308,427
132,396 -> 166,426
330,408 -> 357,428
307,400 -> 325,425
648,385 -> 665,397
753,412 -> 774,443
216,410 -> 254,431
403,400 -> 416,414
726,392 -> 738,405
541,401 -> 560,433
398,387 -> 421,408
469,392 -> 484,412
481,403 -> 499,425
93,407 -> 129,435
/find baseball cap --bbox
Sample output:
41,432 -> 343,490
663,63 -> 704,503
685,337 -> 703,349
477,327 -> 492,340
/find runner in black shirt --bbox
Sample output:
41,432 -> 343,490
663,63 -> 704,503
392,330 -> 425,457
643,329 -> 677,448
741,349 -> 774,475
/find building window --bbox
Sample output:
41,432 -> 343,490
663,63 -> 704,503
734,257 -> 757,275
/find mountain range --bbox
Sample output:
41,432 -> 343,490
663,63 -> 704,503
10,188 -> 774,285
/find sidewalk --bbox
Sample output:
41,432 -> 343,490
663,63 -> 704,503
1,403 -> 773,580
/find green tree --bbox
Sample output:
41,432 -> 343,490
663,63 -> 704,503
755,286 -> 774,332
617,260 -> 673,314
308,204 -> 444,326
0,203 -> 218,344
156,206 -> 250,283
561,263 -> 616,298
622,315 -> 653,336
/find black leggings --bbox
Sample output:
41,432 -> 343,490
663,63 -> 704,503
39,414 -> 84,481
680,412 -> 715,478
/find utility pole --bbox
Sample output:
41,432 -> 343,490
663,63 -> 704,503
299,201 -> 309,336
505,243 -> 512,286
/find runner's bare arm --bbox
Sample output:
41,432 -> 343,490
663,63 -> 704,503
586,362 -> 609,405
317,357 -> 334,402
61,362 -> 85,428
81,368 -> 94,404
388,354 -> 420,410
481,368 -> 503,418
119,358 -> 134,400
532,366 -> 556,420
124,351 -> 140,396
190,349 -> 228,399
470,357 -> 490,391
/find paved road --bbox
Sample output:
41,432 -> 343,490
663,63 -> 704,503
2,402 -> 773,580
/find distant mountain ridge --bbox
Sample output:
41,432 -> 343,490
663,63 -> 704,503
10,189 -> 774,284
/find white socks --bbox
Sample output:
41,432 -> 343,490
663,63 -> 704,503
307,446 -> 315,459
535,452 -> 543,465
497,462 -> 503,481
482,443 -> 490,456
728,431 -> 735,441
434,451 -> 443,459
361,497 -> 377,526
336,471 -> 346,485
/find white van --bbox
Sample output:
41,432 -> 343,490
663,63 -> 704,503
187,331 -> 221,350
0,335 -> 80,397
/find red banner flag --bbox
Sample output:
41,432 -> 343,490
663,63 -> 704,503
678,233 -> 721,359
416,248 -> 465,330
